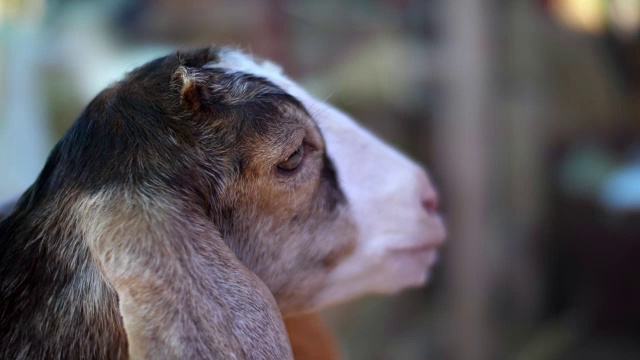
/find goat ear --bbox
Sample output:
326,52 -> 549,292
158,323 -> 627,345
80,192 -> 293,359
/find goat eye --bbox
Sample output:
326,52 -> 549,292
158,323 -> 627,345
278,145 -> 304,172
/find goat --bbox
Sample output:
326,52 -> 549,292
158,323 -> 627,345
0,46 -> 445,359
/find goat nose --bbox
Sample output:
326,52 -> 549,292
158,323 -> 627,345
418,171 -> 439,214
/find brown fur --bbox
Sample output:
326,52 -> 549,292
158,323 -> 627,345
285,313 -> 341,360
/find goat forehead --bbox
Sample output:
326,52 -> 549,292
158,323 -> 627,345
209,50 -> 404,176
211,52 -> 387,156
205,52 -> 312,124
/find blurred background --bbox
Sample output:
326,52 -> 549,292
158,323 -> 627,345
2,0 -> 640,359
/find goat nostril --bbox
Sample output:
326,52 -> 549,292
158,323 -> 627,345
418,171 -> 439,214
422,196 -> 438,214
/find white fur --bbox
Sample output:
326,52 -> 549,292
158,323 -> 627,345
215,50 -> 446,307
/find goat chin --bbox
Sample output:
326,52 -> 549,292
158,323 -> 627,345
0,46 -> 445,359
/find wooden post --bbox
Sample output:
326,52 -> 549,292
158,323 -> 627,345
436,0 -> 495,359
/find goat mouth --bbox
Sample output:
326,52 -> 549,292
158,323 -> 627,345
391,247 -> 439,268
